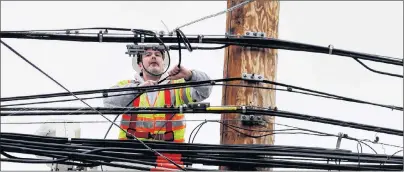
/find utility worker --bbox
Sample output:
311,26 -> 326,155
103,44 -> 212,143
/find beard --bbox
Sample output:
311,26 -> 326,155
144,65 -> 164,76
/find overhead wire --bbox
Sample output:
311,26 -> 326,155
3,106 -> 401,137
2,118 -> 401,150
2,31 -> 402,66
352,58 -> 403,78
1,77 -> 401,111
1,8 -> 402,170
173,0 -> 255,32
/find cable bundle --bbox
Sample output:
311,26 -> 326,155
0,132 -> 402,171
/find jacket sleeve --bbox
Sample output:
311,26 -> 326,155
174,70 -> 213,105
103,80 -> 141,108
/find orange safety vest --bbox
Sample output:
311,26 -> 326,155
128,89 -> 175,141
116,79 -> 191,170
118,79 -> 191,143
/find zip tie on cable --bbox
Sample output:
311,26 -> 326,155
328,44 -> 334,55
198,35 -> 204,43
141,34 -> 145,43
98,31 -> 103,43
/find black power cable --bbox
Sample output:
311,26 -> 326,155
1,31 -> 402,66
2,106 -> 402,137
1,78 -> 401,111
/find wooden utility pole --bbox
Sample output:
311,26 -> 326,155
220,0 -> 279,170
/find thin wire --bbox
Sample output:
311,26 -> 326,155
173,0 -> 255,31
353,58 -> 403,78
192,121 -> 207,143
161,20 -> 171,34
189,121 -> 207,143
356,141 -> 363,168
0,40 -> 185,171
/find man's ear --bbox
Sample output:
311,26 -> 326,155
138,63 -> 143,70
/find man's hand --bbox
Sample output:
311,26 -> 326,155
139,80 -> 157,87
167,66 -> 192,81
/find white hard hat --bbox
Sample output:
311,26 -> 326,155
131,49 -> 170,74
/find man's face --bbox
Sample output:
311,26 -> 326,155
138,49 -> 165,75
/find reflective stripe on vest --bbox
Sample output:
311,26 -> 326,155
125,89 -> 176,141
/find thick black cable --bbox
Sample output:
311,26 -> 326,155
1,31 -> 401,66
0,83 -> 344,108
170,44 -> 229,50
0,83 -> 285,107
2,77 -> 401,111
0,39 -> 185,171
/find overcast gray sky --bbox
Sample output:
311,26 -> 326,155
1,1 -> 403,171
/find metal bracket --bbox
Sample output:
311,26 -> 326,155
241,73 -> 264,82
98,31 -> 103,43
158,30 -> 165,37
140,34 -> 145,43
187,102 -> 210,110
240,114 -> 264,126
243,31 -> 266,38
125,44 -> 167,57
198,35 -> 204,43
336,132 -> 348,149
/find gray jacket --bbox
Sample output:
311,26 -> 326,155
103,70 -> 212,108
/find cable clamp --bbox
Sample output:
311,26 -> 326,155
98,31 -> 103,43
140,34 -> 145,43
158,30 -> 165,37
241,72 -> 264,82
335,132 -> 348,149
126,44 -> 166,57
198,35 -> 204,43
328,44 -> 334,55
243,31 -> 266,38
241,106 -> 246,114
187,102 -> 210,111
240,114 -> 264,126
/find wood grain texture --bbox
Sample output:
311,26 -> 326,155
220,0 -> 279,170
